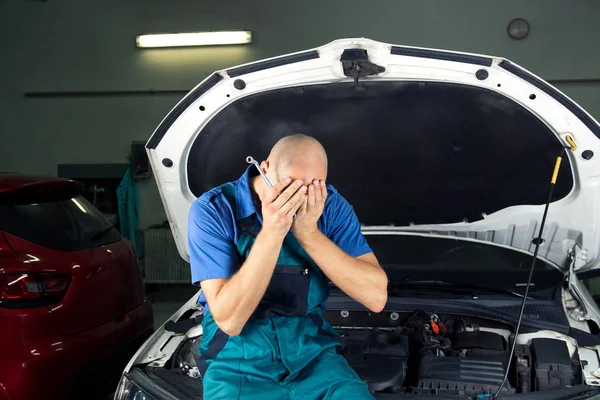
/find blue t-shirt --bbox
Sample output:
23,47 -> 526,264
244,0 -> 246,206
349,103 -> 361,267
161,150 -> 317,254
188,166 -> 373,310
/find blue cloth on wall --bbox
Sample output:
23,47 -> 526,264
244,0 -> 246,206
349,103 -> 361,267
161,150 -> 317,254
117,165 -> 141,257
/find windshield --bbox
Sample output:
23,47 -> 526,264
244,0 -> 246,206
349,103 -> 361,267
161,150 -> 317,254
364,234 -> 563,298
0,191 -> 120,251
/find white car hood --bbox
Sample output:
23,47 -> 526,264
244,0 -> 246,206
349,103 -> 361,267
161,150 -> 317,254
145,38 -> 600,273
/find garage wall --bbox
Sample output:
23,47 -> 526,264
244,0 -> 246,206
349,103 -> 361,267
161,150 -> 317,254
1,0 -> 599,228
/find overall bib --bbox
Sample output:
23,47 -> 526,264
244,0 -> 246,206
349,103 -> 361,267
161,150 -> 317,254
197,184 -> 373,400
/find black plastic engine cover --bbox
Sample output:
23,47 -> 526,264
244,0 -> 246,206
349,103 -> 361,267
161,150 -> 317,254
416,331 -> 512,395
339,330 -> 409,392
452,331 -> 507,352
416,354 -> 512,395
452,330 -> 508,358
531,338 -> 574,391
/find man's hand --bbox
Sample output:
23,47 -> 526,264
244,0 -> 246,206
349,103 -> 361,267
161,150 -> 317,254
262,177 -> 307,239
292,179 -> 327,241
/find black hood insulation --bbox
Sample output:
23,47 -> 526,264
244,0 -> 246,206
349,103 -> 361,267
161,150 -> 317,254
187,81 -> 572,226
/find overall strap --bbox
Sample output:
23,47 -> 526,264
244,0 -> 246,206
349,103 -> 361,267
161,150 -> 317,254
219,183 -> 259,241
219,183 -> 237,212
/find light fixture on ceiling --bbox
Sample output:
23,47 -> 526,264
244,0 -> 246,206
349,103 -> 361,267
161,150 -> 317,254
135,31 -> 252,48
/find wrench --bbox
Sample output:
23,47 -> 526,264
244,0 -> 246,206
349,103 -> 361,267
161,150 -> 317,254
246,156 -> 297,218
246,156 -> 273,189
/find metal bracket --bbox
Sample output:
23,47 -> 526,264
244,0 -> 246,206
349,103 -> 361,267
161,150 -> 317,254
565,245 -> 590,321
568,245 -> 579,289
568,244 -> 589,275
564,289 -> 587,322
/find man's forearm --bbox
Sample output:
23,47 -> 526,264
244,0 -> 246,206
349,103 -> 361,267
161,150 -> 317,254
296,231 -> 388,312
210,231 -> 283,335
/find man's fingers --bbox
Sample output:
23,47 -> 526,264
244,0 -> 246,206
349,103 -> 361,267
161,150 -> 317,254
313,180 -> 322,204
281,186 -> 307,215
289,193 -> 306,215
298,194 -> 308,215
264,177 -> 293,204
320,180 -> 328,203
272,180 -> 303,209
308,183 -> 316,208
288,193 -> 306,216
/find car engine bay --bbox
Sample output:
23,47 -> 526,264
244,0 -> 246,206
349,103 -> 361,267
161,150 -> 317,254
150,308 -> 586,399
331,310 -> 579,396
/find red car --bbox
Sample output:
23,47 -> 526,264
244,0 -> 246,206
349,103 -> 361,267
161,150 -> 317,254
0,174 -> 154,400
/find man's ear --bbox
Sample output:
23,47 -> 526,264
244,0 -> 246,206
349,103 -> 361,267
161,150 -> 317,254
260,160 -> 269,173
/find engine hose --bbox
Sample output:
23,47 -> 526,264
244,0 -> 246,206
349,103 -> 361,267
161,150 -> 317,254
440,338 -> 452,352
519,370 -> 531,393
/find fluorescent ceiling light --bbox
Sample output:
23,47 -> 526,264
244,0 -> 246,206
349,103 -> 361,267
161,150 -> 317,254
136,31 -> 252,48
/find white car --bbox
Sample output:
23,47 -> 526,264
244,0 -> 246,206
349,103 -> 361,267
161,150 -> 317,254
115,38 -> 600,400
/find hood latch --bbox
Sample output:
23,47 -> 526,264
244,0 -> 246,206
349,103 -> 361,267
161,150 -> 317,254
341,49 -> 385,84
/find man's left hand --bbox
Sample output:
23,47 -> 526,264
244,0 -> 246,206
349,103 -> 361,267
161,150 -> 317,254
292,179 -> 327,241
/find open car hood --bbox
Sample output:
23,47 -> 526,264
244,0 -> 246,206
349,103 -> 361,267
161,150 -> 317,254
145,38 -> 600,273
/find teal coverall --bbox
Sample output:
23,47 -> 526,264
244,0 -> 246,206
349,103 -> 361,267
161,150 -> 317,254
195,182 -> 374,400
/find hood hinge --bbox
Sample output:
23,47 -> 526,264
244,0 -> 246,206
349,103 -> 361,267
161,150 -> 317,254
340,49 -> 385,84
565,244 -> 590,322
568,245 -> 588,278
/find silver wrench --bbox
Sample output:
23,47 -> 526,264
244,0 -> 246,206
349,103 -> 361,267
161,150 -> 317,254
246,156 -> 297,218
246,156 -> 273,189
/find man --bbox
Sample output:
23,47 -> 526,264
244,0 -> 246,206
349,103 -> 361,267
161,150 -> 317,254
188,134 -> 388,399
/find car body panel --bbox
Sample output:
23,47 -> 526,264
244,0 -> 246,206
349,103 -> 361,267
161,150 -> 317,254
144,38 -> 600,273
3,233 -> 146,336
0,299 -> 152,400
0,173 -> 79,195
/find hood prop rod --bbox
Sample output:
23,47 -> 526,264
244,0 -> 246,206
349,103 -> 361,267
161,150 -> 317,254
492,147 -> 569,399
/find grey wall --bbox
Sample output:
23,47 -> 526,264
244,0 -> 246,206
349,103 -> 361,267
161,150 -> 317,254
1,0 -> 599,228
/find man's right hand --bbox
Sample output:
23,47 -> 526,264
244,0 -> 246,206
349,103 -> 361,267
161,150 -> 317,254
261,178 -> 307,239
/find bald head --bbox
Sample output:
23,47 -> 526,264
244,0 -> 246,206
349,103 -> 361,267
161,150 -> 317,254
263,134 -> 328,186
